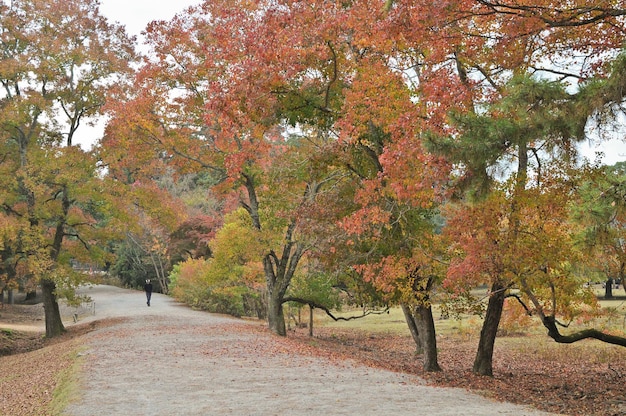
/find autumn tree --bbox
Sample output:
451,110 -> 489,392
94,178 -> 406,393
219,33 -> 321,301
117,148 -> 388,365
438,60 -> 626,374
332,64 -> 450,371
102,0 -> 360,336
377,0 -> 626,376
440,77 -> 586,376
0,0 -> 135,337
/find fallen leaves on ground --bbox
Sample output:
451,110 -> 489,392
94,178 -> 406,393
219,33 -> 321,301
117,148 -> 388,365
0,319 -> 121,416
287,327 -> 626,416
2,307 -> 626,416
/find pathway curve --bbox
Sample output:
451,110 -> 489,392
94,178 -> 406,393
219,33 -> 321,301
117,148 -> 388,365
63,285 -> 558,416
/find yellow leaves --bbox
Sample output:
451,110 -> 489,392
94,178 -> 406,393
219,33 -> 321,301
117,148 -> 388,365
340,59 -> 414,139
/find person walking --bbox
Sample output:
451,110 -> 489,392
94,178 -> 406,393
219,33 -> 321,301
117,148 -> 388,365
144,279 -> 153,306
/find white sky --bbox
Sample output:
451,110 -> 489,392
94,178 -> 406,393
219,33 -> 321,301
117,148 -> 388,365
92,0 -> 626,166
73,0 -> 201,149
99,0 -> 201,39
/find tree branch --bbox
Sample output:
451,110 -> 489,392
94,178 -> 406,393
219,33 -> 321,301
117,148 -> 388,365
542,316 -> 626,347
283,296 -> 389,321
504,293 -> 532,315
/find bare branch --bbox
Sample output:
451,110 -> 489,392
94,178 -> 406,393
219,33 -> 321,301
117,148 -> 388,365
283,296 -> 389,321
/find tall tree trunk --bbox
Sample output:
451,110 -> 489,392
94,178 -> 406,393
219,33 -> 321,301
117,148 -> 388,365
401,303 -> 423,354
472,142 -> 526,375
41,278 -> 65,338
473,281 -> 506,376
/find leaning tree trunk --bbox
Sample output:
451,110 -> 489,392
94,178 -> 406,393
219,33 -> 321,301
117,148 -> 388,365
41,278 -> 65,338
473,281 -> 506,376
401,303 -> 423,354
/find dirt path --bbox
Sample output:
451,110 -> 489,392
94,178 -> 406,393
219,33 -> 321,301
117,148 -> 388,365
62,285 -> 557,416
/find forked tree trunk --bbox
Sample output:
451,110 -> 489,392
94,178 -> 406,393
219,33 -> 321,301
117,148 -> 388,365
41,278 -> 65,338
403,302 -> 441,372
242,172 -> 306,337
262,230 -> 303,337
473,281 -> 506,376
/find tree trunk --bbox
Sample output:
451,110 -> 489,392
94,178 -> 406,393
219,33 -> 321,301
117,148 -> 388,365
414,304 -> 442,372
605,278 -> 614,299
41,278 -> 65,338
401,303 -> 423,354
243,172 -> 306,337
473,281 -> 506,376
308,305 -> 314,337
267,290 -> 286,336
262,230 -> 303,337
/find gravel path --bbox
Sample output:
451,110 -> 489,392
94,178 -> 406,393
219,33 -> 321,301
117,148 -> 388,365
62,285 -> 558,416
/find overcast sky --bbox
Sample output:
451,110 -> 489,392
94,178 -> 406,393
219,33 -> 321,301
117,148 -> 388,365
94,0 -> 625,165
99,0 -> 201,39
72,0 -> 201,149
